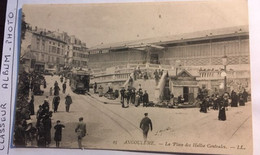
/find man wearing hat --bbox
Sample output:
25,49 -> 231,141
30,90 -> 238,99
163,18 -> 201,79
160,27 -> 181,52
140,113 -> 153,141
65,93 -> 72,112
75,117 -> 87,149
53,95 -> 61,113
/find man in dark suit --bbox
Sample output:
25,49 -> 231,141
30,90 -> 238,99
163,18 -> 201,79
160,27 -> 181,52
140,113 -> 153,141
65,94 -> 72,112
143,90 -> 149,107
52,95 -> 60,113
120,87 -> 126,108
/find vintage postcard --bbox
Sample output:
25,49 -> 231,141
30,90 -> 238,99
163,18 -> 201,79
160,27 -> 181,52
5,0 -> 254,155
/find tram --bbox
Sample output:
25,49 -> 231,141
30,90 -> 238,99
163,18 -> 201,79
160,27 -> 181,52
70,68 -> 90,94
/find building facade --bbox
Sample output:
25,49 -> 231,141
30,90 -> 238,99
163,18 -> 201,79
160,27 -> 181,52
87,26 -> 250,98
66,36 -> 88,68
87,26 -> 249,71
21,27 -> 88,73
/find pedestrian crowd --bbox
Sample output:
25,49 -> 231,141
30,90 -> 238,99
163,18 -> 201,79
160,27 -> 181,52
133,67 -> 164,85
14,69 -> 250,148
30,71 -> 45,95
13,73 -> 87,148
120,85 -> 151,108
115,68 -> 166,108
197,87 -> 249,121
92,67 -> 164,104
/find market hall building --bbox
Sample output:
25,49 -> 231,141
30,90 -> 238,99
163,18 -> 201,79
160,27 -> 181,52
87,26 -> 250,103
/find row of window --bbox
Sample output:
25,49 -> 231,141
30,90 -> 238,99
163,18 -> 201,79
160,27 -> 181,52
48,46 -> 65,55
87,39 -> 249,61
163,55 -> 250,66
36,35 -> 67,47
35,37 -> 68,52
88,49 -> 111,55
72,46 -> 87,52
35,53 -> 64,64
88,51 -> 143,62
48,41 -> 65,48
167,39 -> 249,58
72,52 -> 88,58
72,60 -> 88,66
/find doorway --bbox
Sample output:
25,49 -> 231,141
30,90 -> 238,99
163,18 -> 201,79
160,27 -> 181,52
183,87 -> 189,102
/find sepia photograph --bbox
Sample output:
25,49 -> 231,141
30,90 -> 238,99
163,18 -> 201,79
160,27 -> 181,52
14,0 -> 252,154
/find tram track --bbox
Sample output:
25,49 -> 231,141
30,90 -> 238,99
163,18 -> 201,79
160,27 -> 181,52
82,93 -> 216,139
87,94 -> 141,129
228,115 -> 251,142
75,93 -> 141,138
72,90 -> 253,146
80,93 -> 217,141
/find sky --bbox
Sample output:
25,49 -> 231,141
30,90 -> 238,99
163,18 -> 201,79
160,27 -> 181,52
22,0 -> 249,48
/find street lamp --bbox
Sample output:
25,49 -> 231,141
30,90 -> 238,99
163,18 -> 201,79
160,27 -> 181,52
221,46 -> 228,93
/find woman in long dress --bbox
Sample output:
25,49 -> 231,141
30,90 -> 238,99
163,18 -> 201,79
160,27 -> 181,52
218,96 -> 228,121
54,120 -> 65,147
230,91 -> 238,107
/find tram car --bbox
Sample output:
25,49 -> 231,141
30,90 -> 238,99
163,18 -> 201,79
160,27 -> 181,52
70,68 -> 90,94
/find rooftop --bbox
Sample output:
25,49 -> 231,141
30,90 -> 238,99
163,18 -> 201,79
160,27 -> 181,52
28,26 -> 87,46
87,25 -> 249,51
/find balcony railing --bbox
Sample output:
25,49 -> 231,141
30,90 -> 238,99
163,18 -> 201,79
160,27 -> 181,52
92,72 -> 131,84
197,70 -> 250,80
91,63 -> 250,85
91,63 -> 174,84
